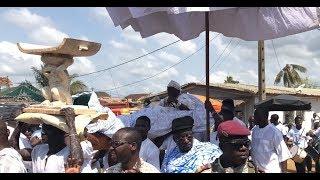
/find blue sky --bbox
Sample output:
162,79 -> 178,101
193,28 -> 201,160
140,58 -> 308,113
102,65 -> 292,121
0,7 -> 319,97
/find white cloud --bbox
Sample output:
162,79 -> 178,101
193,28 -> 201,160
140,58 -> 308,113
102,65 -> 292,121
141,49 -> 156,60
209,71 -> 228,83
150,32 -> 180,46
90,7 -> 113,25
176,40 -> 197,54
121,27 -> 146,44
108,40 -> 132,50
0,41 -> 42,77
157,51 -> 180,63
69,57 -> 96,75
3,8 -> 69,45
157,68 -> 178,79
185,74 -> 199,83
0,64 -> 14,74
79,36 -> 89,41
0,41 -> 96,85
2,8 -> 53,29
29,26 -> 69,45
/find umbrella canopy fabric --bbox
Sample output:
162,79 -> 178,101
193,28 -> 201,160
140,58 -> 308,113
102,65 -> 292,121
106,7 -> 320,41
193,94 -> 222,113
255,94 -> 311,111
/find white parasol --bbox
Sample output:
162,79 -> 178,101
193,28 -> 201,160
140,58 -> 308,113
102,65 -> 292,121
106,7 -> 320,141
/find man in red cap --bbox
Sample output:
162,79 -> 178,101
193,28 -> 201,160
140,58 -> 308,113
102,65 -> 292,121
196,120 -> 251,173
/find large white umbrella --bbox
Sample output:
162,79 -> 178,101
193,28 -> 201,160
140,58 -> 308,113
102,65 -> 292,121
106,7 -> 320,140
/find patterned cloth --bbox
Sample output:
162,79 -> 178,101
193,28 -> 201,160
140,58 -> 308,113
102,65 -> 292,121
119,93 -> 207,139
161,139 -> 222,173
105,158 -> 160,173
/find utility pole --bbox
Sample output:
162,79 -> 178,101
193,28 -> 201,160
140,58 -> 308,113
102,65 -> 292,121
258,40 -> 266,101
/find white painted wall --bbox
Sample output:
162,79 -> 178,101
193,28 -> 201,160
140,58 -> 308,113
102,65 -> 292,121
255,96 -> 320,131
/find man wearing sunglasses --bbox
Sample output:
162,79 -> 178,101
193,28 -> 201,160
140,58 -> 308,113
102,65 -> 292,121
196,120 -> 251,173
106,127 -> 159,173
161,116 -> 222,173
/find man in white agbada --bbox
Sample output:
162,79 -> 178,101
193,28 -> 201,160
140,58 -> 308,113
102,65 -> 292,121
159,80 -> 194,111
8,121 -> 39,173
84,91 -> 125,172
134,116 -> 160,170
158,80 -> 207,151
0,121 -> 26,173
251,108 -> 291,173
270,114 -> 289,140
287,115 -> 312,173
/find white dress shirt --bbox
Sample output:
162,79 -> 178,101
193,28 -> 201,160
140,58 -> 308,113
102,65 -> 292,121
31,144 -> 69,173
139,138 -> 160,170
287,126 -> 310,149
274,123 -> 289,136
251,124 -> 292,173
32,141 -> 98,173
0,148 -> 27,173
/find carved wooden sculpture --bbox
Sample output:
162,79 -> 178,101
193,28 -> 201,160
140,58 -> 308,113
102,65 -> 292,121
17,38 -> 101,106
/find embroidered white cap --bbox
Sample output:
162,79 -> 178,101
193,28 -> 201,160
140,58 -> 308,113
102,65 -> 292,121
167,80 -> 181,91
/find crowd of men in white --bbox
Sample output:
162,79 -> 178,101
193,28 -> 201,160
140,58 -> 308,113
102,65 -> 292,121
0,80 -> 319,173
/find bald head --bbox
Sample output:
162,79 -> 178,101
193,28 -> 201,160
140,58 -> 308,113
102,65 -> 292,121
114,127 -> 142,149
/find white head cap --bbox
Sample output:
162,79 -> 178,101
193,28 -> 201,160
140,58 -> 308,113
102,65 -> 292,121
167,80 -> 181,91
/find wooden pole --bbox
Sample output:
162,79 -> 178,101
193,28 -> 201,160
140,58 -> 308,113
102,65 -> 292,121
258,40 -> 266,101
205,12 -> 210,142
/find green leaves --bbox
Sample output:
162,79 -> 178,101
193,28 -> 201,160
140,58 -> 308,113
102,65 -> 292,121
274,64 -> 307,88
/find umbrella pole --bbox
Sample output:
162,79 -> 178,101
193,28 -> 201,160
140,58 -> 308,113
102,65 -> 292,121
205,12 -> 210,142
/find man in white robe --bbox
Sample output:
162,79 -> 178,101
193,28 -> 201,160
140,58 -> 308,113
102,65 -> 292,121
0,121 -> 26,173
134,116 -> 160,170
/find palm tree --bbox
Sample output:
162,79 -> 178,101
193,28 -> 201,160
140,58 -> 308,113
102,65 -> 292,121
31,66 -> 49,87
31,66 -> 88,95
69,74 -> 88,95
224,76 -> 239,84
274,64 -> 307,87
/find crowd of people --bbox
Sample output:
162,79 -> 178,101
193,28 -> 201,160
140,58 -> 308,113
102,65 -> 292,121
0,80 -> 320,173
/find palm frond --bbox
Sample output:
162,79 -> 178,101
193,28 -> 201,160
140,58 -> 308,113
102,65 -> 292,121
291,64 -> 307,73
283,71 -> 290,87
31,66 -> 49,88
274,70 -> 284,85
70,80 -> 88,95
291,69 -> 302,85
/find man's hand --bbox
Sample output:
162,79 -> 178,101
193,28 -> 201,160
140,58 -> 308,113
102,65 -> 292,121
30,136 -> 42,147
65,157 -> 81,173
195,163 -> 211,173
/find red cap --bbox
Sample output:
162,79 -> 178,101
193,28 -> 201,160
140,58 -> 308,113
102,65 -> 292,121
217,120 -> 250,137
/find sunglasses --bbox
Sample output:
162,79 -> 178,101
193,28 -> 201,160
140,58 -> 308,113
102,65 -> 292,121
110,140 -> 134,148
223,139 -> 251,149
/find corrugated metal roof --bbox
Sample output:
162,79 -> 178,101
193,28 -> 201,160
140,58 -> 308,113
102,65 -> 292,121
144,82 -> 320,100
